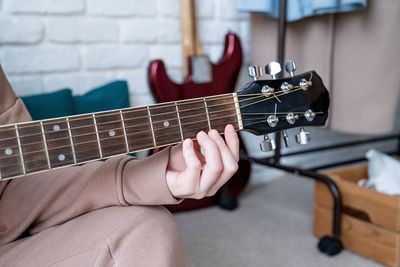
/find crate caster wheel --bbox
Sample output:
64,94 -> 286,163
217,193 -> 238,210
318,235 -> 343,256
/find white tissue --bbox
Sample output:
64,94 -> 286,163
364,149 -> 400,195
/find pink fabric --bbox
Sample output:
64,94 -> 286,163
0,65 -> 185,266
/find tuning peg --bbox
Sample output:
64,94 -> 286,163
282,130 -> 290,147
304,109 -> 316,121
265,62 -> 281,79
260,134 -> 276,152
295,127 -> 310,145
248,65 -> 262,81
286,112 -> 298,124
285,60 -> 296,77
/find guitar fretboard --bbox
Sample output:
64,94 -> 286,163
0,93 -> 242,181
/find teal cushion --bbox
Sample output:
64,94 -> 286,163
73,81 -> 130,115
21,89 -> 74,120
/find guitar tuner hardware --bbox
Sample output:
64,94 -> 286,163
295,127 -> 311,145
282,130 -> 290,147
265,62 -> 281,79
248,65 -> 262,81
261,85 -> 275,95
304,109 -> 316,121
280,82 -> 293,91
260,134 -> 276,152
267,115 -> 279,127
299,78 -> 312,90
286,113 -> 298,124
285,60 -> 296,77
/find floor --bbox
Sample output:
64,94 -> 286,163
175,170 -> 384,267
174,127 -> 398,266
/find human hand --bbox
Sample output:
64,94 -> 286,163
166,124 -> 239,199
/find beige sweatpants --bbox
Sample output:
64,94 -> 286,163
0,206 -> 185,267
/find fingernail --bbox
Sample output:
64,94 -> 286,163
184,138 -> 193,147
210,129 -> 219,137
198,131 -> 207,139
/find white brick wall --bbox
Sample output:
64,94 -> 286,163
0,0 -> 251,108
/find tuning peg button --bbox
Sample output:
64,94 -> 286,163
285,60 -> 296,77
265,62 -> 281,79
295,127 -> 310,145
248,65 -> 262,81
260,134 -> 276,152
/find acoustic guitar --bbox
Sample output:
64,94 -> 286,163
0,69 -> 329,201
148,0 -> 248,211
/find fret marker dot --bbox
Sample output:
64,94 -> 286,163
58,154 -> 65,161
4,148 -> 13,156
163,121 -> 169,127
53,125 -> 60,131
109,130 -> 116,137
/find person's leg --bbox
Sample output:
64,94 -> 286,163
0,206 -> 185,267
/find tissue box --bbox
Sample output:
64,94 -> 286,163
313,163 -> 400,267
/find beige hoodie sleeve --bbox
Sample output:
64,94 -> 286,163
0,66 -> 180,245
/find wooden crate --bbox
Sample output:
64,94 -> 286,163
313,163 -> 400,266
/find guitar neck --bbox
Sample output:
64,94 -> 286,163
0,93 -> 242,181
180,0 -> 203,77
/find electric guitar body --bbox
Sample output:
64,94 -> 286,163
148,0 -> 250,212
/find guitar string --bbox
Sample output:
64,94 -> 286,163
0,93 -> 250,132
0,75 -> 317,174
0,70 -> 314,141
0,106 -> 320,152
0,81 -> 310,144
0,108 -> 324,176
0,94 -> 271,144
0,91 -> 281,137
0,118 -> 241,175
0,71 -> 313,132
0,93 -> 264,141
1,107 -> 324,169
0,111 -> 314,176
0,109 -> 323,158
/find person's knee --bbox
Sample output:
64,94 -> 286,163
139,206 -> 182,244
107,206 -> 185,266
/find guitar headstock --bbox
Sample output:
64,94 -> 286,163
237,62 -> 329,150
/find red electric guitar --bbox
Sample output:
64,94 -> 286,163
148,0 -> 250,211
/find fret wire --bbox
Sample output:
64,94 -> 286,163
233,93 -> 243,130
66,117 -> 77,164
14,125 -> 26,175
0,107 -> 315,153
175,102 -> 184,141
40,121 -> 52,169
120,110 -> 130,153
3,93 -> 240,133
1,88 -> 311,150
0,94 -> 248,143
4,80 -> 310,133
7,109 -> 316,161
147,106 -> 157,147
2,117 -> 240,171
92,114 -> 103,158
203,97 -> 212,130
